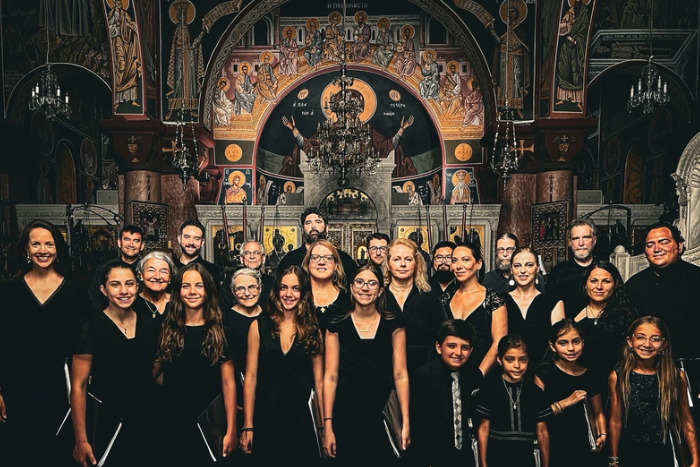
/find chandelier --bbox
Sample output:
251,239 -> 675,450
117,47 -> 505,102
490,8 -> 518,189
29,12 -> 69,120
308,3 -> 379,188
172,99 -> 199,189
627,0 -> 669,114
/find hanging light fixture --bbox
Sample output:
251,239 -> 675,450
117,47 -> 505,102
308,0 -> 380,188
490,3 -> 518,189
627,0 -> 669,114
29,10 -> 70,120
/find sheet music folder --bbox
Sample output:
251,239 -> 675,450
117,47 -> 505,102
196,393 -> 227,462
382,389 -> 404,458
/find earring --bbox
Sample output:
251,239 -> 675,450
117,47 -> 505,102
628,347 -> 634,352
26,255 -> 31,264
535,277 -> 539,286
332,272 -> 338,283
660,350 -> 665,356
508,278 -> 515,287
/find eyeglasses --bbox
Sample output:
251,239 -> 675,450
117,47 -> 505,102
233,285 -> 260,295
631,334 -> 665,345
310,254 -> 335,263
242,250 -> 262,257
496,247 -> 516,254
433,255 -> 452,262
352,279 -> 380,290
368,246 -> 387,253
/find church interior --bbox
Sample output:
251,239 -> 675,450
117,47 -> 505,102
1,0 -> 699,278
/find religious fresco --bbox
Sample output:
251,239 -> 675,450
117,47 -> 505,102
319,188 -> 377,219
552,0 -> 595,114
445,167 -> 479,204
255,170 -> 304,206
391,169 -> 444,206
102,0 -> 145,115
218,168 -> 252,204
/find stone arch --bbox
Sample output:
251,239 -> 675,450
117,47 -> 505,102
672,132 -> 700,259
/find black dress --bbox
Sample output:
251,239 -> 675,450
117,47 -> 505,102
75,311 -> 159,466
506,293 -> 561,365
160,324 -> 234,467
474,377 -> 551,467
315,288 -> 351,333
251,315 -> 320,466
576,315 -> 627,396
536,363 -> 605,467
131,294 -> 170,328
0,276 -> 88,467
446,288 -> 506,371
327,314 -> 405,466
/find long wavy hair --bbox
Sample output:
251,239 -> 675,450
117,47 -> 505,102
302,239 -> 347,292
158,263 -> 227,365
616,316 -> 681,444
16,220 -> 72,278
383,238 -> 430,292
582,260 -> 637,334
265,266 -> 322,355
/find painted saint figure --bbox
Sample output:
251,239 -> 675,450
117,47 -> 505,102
556,0 -> 590,110
495,4 -> 530,118
451,170 -> 471,204
350,11 -> 371,62
225,174 -> 246,204
234,63 -> 255,115
462,79 -> 484,127
214,77 -> 235,127
419,50 -> 440,100
439,62 -> 463,115
107,0 -> 141,110
394,25 -> 416,80
165,0 -> 204,119
255,52 -> 278,103
372,18 -> 394,69
324,12 -> 344,62
279,26 -> 299,76
303,18 -> 323,69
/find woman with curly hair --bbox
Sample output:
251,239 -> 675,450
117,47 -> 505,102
156,263 -> 236,465
302,240 -> 351,333
445,241 -> 507,377
240,266 -> 323,466
383,238 -> 447,373
574,260 -> 637,389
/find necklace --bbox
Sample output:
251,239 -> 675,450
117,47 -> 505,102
502,378 -> 522,410
354,314 -> 379,332
585,305 -> 602,325
144,300 -> 158,318
106,310 -> 135,335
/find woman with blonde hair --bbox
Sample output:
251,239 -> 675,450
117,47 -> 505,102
383,237 -> 447,372
302,239 -> 351,332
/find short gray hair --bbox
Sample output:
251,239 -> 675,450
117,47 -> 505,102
239,240 -> 265,254
568,218 -> 597,237
231,268 -> 262,288
136,250 -> 177,277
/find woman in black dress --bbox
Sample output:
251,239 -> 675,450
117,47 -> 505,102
323,264 -> 410,466
302,239 -> 351,333
506,247 -> 564,365
71,262 -> 159,467
445,241 -> 507,377
240,266 -> 324,466
383,238 -> 447,372
156,263 -> 236,465
132,251 -> 177,325
0,220 -> 89,467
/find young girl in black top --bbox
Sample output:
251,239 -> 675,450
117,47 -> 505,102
476,333 -> 551,467
609,316 -> 699,467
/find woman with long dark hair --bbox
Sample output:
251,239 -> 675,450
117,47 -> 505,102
0,220 -> 88,466
323,264 -> 410,466
240,266 -> 323,466
156,263 -> 236,465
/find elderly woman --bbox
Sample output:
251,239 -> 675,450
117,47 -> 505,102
133,251 -> 177,325
383,238 -> 447,372
444,241 -> 507,377
0,220 -> 89,466
302,239 -> 351,333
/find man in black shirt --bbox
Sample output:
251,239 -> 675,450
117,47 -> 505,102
428,241 -> 457,306
88,225 -> 144,313
546,218 -> 597,317
174,219 -> 222,289
366,232 -> 390,268
275,207 -> 356,281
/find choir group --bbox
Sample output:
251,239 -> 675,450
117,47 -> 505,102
0,211 -> 698,467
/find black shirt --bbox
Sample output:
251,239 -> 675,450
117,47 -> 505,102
546,258 -> 589,318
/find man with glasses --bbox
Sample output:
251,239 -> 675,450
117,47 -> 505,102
366,232 -> 390,267
429,241 -> 458,305
238,240 -> 274,307
276,207 -> 356,282
482,233 -> 544,293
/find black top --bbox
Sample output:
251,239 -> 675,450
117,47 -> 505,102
75,311 -> 158,419
385,285 -> 448,372
445,288 -> 506,371
536,362 -> 603,466
482,271 -> 546,294
429,276 -> 459,309
505,293 -> 561,365
222,309 -> 258,378
411,358 -> 483,467
622,371 -> 664,444
252,315 -> 319,463
625,260 -> 700,358
131,294 -> 170,328
576,314 -> 628,386
315,288 -> 351,333
546,258 -> 589,318
174,256 -> 223,290
327,314 -> 405,462
0,276 -> 89,439
275,245 -> 357,285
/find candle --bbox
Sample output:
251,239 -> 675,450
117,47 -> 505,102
630,86 -> 634,98
167,240 -> 172,249
638,79 -> 642,91
657,75 -> 661,89
663,82 -> 667,93
65,93 -> 69,104
57,87 -> 60,97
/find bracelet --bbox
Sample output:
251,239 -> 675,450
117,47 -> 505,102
241,427 -> 254,432
555,401 -> 564,414
597,433 -> 607,438
609,456 -> 619,467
